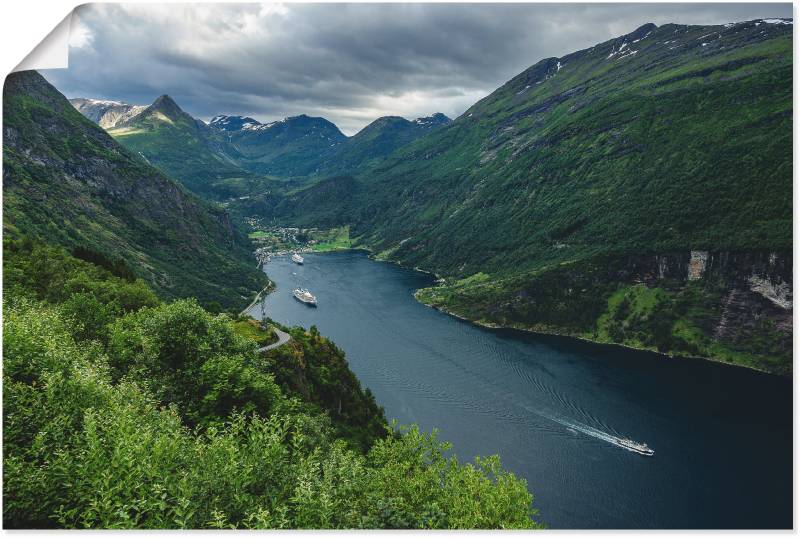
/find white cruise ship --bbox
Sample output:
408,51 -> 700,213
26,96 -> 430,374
293,288 -> 317,306
291,253 -> 304,265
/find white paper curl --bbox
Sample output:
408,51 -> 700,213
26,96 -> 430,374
13,10 -> 74,72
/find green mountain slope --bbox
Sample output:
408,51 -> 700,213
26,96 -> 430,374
272,20 -> 794,372
219,113 -> 450,218
215,114 -> 348,177
207,112 -> 449,180
75,100 -> 449,199
106,95 -> 251,197
312,113 -> 451,176
3,71 -> 265,309
352,20 -> 791,269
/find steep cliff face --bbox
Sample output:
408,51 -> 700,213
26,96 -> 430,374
417,250 -> 792,374
3,71 -> 265,308
599,250 -> 791,290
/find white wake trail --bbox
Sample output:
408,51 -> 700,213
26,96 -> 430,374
542,412 -> 654,456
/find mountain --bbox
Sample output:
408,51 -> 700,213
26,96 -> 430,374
211,112 -> 451,177
69,97 -> 147,128
3,71 -> 266,308
100,95 -> 251,196
311,113 -> 452,176
211,113 -> 348,176
254,175 -> 363,228
74,96 -> 451,191
208,114 -> 261,131
270,20 -> 794,372
412,112 -> 451,128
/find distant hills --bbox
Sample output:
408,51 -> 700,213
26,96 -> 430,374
69,97 -> 146,128
71,96 -> 452,195
102,94 -> 250,197
5,71 -> 266,308
313,113 -> 451,176
216,113 -> 348,177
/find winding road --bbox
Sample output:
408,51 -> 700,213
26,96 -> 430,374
259,326 -> 292,352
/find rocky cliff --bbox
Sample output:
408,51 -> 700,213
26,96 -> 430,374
417,249 -> 792,374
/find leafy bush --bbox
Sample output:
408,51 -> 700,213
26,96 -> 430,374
3,240 -> 541,529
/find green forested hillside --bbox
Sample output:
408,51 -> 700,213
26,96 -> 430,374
349,21 -> 792,272
246,175 -> 364,228
264,20 -> 794,372
309,113 -> 451,177
218,114 -> 348,177
2,71 -> 265,309
3,237 -> 540,529
107,95 -> 252,197
75,99 -> 449,201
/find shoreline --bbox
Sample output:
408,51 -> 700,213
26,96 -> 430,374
243,246 -> 782,377
241,247 -> 360,317
356,244 -> 782,377
414,293 -> 779,377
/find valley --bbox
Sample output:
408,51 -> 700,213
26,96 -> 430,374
66,18 -> 793,374
3,7 -> 794,530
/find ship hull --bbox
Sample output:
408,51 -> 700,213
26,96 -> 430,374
613,440 -> 654,456
293,294 -> 317,306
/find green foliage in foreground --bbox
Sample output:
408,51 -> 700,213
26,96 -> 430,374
262,323 -> 388,452
3,239 -> 540,529
232,318 -> 277,346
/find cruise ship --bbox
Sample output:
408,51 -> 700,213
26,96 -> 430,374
293,288 -> 317,306
616,438 -> 654,457
291,253 -> 304,265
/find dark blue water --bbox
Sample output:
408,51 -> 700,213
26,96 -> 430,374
249,251 -> 792,529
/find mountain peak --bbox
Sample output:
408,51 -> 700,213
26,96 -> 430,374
414,112 -> 451,127
119,93 -> 201,130
209,114 -> 261,132
149,94 -> 183,116
153,94 -> 175,105
631,22 -> 657,37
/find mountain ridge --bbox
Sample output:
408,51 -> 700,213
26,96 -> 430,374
69,97 -> 146,128
259,19 -> 794,372
4,71 -> 265,308
72,94 -> 453,187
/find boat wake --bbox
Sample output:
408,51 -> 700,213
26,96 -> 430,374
544,414 -> 654,456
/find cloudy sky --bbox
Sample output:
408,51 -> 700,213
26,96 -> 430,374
42,2 -> 792,134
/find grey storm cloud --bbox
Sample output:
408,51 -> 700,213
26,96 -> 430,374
41,2 -> 792,134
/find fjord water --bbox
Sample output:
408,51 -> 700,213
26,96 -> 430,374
249,251 -> 791,529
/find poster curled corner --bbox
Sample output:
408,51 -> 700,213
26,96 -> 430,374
12,9 -> 75,73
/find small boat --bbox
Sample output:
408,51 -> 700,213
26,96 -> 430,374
293,288 -> 317,306
291,253 -> 304,265
616,438 -> 654,457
